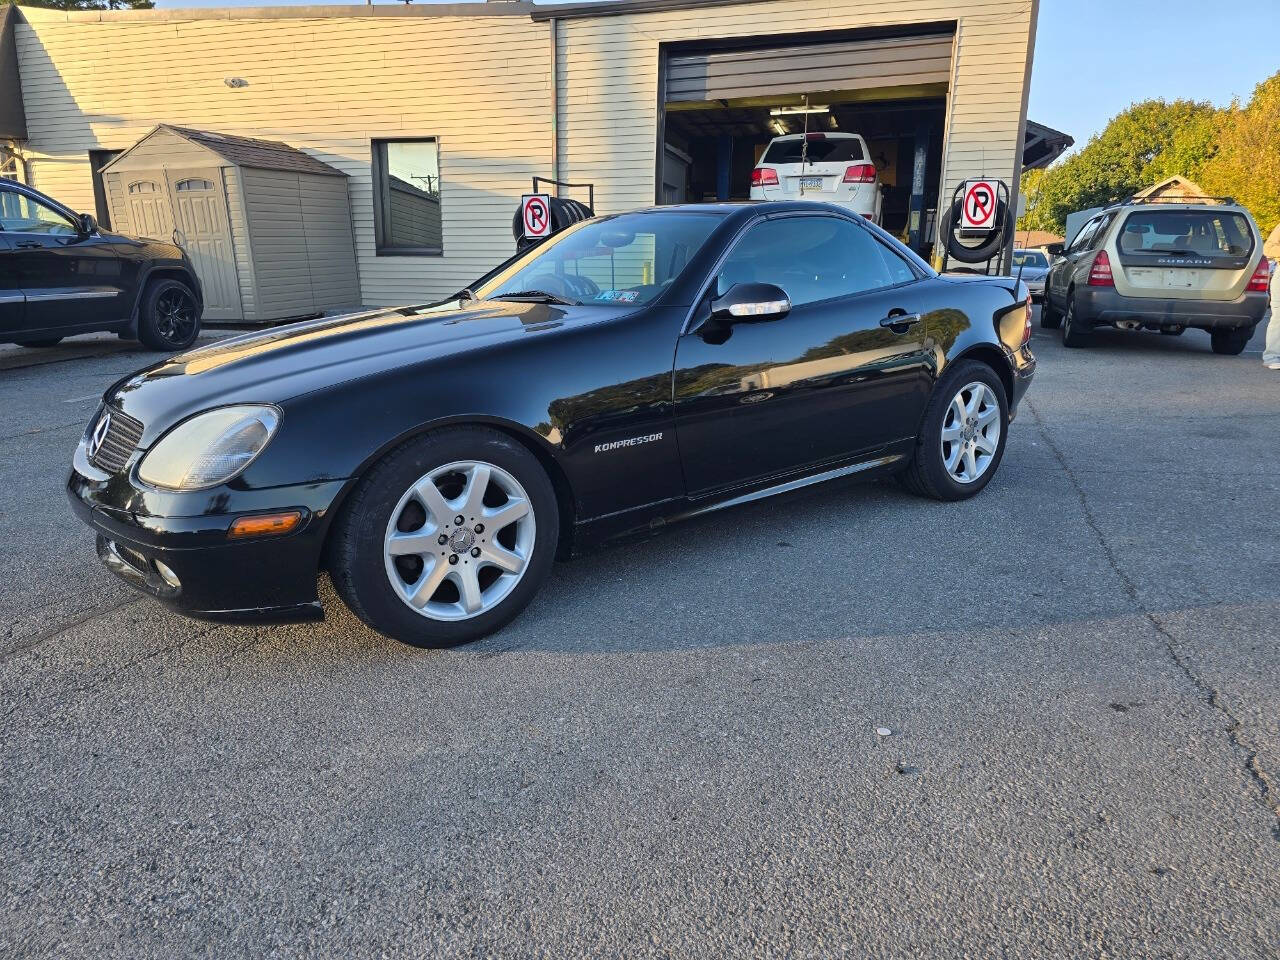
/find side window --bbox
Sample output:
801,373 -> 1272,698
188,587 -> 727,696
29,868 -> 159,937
1067,218 -> 1098,254
1087,214 -> 1114,251
874,239 -> 918,285
0,191 -> 78,236
715,216 -> 902,307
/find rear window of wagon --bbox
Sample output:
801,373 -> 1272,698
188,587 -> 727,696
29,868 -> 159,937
1117,210 -> 1254,258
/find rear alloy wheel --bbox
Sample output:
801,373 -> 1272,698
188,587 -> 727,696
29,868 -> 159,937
138,278 -> 201,351
330,427 -> 558,647
899,359 -> 1008,501
1210,326 -> 1254,356
1061,294 -> 1091,348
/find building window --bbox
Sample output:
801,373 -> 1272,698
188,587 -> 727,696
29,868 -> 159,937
1,143 -> 25,183
372,138 -> 442,255
89,149 -> 121,228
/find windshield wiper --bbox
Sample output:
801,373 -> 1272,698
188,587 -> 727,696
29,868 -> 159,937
491,290 -> 576,305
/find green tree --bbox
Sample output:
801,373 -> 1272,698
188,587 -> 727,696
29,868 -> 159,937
3,0 -> 155,9
1200,72 -> 1280,236
1018,99 -> 1221,234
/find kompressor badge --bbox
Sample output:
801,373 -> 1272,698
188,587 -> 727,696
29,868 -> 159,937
594,432 -> 663,454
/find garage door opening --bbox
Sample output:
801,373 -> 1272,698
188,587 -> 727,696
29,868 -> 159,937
658,27 -> 953,259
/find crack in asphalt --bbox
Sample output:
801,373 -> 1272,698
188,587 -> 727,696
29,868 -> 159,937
1024,397 -> 1280,841
4,621 -> 227,725
0,597 -> 141,664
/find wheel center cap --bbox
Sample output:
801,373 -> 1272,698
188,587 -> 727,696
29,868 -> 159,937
448,527 -> 475,552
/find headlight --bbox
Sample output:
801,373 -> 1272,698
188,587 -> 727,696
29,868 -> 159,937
137,405 -> 280,490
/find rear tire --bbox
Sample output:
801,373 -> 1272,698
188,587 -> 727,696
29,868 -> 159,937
137,278 -> 201,351
1210,326 -> 1254,356
14,337 -> 63,348
1061,293 -> 1091,348
899,359 -> 1009,502
1040,296 -> 1061,329
329,426 -> 559,648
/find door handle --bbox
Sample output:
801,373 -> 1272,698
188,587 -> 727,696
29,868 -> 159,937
880,311 -> 921,330
14,241 -> 42,249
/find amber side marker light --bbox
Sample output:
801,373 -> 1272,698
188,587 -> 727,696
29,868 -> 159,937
228,510 -> 303,540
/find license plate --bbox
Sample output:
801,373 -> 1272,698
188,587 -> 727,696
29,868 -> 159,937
799,176 -> 824,191
1164,269 -> 1199,288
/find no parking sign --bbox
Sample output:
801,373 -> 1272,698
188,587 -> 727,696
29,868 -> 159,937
961,180 -> 999,230
521,194 -> 552,239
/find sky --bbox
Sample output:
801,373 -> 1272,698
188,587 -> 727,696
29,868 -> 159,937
1028,1 -> 1277,151
148,0 -> 1278,155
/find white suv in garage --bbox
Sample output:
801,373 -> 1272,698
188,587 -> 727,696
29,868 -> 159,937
750,132 -> 882,223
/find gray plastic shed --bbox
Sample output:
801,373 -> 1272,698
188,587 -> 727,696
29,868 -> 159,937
100,125 -> 360,323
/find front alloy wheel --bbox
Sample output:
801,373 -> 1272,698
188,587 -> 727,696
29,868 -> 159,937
940,382 -> 1001,484
383,461 -> 535,621
329,427 -> 558,647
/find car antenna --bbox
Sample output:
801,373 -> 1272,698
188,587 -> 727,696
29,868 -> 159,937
800,94 -> 810,169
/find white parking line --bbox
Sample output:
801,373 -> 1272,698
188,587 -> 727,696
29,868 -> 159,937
61,394 -> 101,404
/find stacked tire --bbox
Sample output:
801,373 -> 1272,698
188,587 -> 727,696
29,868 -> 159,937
512,198 -> 594,250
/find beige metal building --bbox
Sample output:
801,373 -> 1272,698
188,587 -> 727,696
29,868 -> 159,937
1,0 -> 1043,314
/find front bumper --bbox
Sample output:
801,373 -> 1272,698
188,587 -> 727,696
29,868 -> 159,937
68,460 -> 346,623
1079,287 -> 1267,330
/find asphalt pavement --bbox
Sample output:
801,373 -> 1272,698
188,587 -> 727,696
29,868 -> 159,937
1,318 -> 1278,958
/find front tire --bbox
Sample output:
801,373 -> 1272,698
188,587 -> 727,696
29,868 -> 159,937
329,427 -> 559,647
1061,293 -> 1092,348
1039,295 -> 1061,329
137,278 -> 201,351
1210,326 -> 1254,356
899,360 -> 1009,501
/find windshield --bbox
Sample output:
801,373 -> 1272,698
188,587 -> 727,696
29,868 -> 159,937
761,135 -> 867,165
1012,251 -> 1048,268
477,212 -> 722,307
1117,210 -> 1254,257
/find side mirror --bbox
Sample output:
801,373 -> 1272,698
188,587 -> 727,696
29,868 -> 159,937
710,282 -> 791,323
78,213 -> 98,235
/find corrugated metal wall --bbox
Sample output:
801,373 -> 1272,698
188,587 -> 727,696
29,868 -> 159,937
556,0 -> 1034,221
664,33 -> 955,104
14,0 -> 1033,306
14,7 -> 551,308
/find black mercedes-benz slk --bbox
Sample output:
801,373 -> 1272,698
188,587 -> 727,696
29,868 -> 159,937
68,201 -> 1036,647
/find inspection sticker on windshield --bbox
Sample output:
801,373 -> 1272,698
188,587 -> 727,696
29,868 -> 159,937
595,290 -> 638,303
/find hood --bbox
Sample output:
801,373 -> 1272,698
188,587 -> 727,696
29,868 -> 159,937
1014,265 -> 1049,280
105,298 -> 630,435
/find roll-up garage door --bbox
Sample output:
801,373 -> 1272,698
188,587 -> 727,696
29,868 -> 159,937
664,32 -> 954,104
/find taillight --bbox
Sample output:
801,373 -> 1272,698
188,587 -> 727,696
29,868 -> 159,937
1088,250 -> 1114,286
842,163 -> 876,184
751,167 -> 779,187
1246,259 -> 1272,292
1022,295 -> 1033,346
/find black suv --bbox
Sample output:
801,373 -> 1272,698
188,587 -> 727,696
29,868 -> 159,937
0,179 -> 203,350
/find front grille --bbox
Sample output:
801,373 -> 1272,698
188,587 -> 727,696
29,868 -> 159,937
89,407 -> 145,473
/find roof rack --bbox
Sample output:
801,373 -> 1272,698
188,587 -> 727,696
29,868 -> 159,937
1119,194 -> 1237,207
